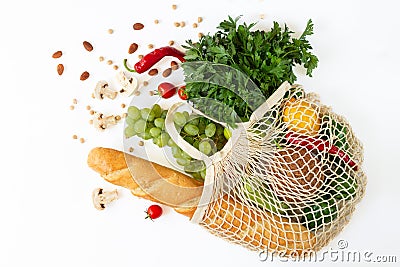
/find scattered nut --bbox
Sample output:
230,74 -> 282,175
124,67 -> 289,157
134,91 -> 141,96
116,71 -> 138,96
83,41 -> 93,52
143,81 -> 149,86
52,51 -> 62,58
180,21 -> 186,27
260,14 -> 265,19
91,93 -> 95,99
57,64 -> 64,75
149,91 -> 155,96
69,105 -> 75,110
154,19 -> 159,24
168,40 -> 175,46
128,43 -> 138,54
72,135 -> 78,139
172,4 -> 177,10
138,54 -> 144,59
198,32 -> 204,38
107,60 -> 113,65
99,56 -> 105,62
129,147 -> 134,153
148,44 -> 154,49
89,110 -> 95,115
79,137 -> 85,143
192,23 -> 198,28
94,80 -> 117,100
113,65 -> 119,70
138,141 -> 144,146
92,112 -> 118,130
89,119 -> 93,124
115,115 -> 121,121
108,29 -> 114,34
197,17 -> 203,23
121,103 -> 126,108
80,71 -> 90,81
148,69 -> 158,76
92,188 -> 118,210
86,105 -> 91,110
133,23 -> 144,30
122,112 -> 128,118
174,22 -> 180,27
72,98 -> 78,104
171,61 -> 179,70
162,68 -> 172,77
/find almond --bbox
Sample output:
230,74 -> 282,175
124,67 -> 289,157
80,71 -> 90,81
83,41 -> 93,52
148,69 -> 158,76
171,61 -> 179,70
133,23 -> 144,30
128,43 -> 138,54
52,51 -> 62,58
57,64 -> 64,75
162,68 -> 172,77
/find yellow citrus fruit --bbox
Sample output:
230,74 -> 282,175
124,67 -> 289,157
283,98 -> 321,135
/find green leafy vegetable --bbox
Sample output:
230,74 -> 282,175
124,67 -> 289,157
183,16 -> 318,125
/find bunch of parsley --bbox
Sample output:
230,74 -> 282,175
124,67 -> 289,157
182,16 -> 318,124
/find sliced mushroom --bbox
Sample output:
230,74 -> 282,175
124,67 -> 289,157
116,71 -> 138,97
92,112 -> 118,130
92,188 -> 118,210
94,80 -> 117,100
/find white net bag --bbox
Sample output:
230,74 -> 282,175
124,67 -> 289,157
165,78 -> 366,256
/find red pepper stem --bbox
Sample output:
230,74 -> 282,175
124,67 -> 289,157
285,132 -> 358,171
123,59 -> 136,72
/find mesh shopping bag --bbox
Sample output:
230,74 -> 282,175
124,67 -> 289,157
164,67 -> 366,256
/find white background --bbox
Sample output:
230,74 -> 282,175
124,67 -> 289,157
1,0 -> 400,266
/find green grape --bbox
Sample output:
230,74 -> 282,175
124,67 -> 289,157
184,124 -> 199,136
205,123 -> 216,138
173,112 -> 186,127
125,116 -> 136,126
167,138 -> 177,147
160,110 -> 168,119
133,119 -> 146,133
181,151 -> 192,160
184,160 -> 205,173
154,118 -> 165,129
183,136 -> 194,144
182,111 -> 190,121
171,146 -> 182,157
224,128 -> 232,139
160,132 -> 170,147
176,158 -> 190,166
151,104 -> 162,118
192,172 -> 203,180
141,108 -> 155,122
193,140 -> 200,149
124,127 -> 136,138
127,106 -> 141,120
188,117 -> 199,125
152,136 -> 162,147
200,169 -> 206,179
138,130 -> 152,140
199,140 -> 212,155
150,127 -> 161,138
198,119 -> 206,133
216,124 -> 224,136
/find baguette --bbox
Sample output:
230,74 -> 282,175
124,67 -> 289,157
87,147 -> 203,217
87,147 -> 315,254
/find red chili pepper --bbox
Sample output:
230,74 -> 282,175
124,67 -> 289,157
134,46 -> 185,74
285,132 -> 358,171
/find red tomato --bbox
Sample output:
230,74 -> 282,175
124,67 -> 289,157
178,86 -> 188,100
157,82 -> 177,99
145,204 -> 163,220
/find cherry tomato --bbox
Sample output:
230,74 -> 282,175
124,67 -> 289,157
157,82 -> 177,99
145,204 -> 163,220
178,86 -> 188,100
